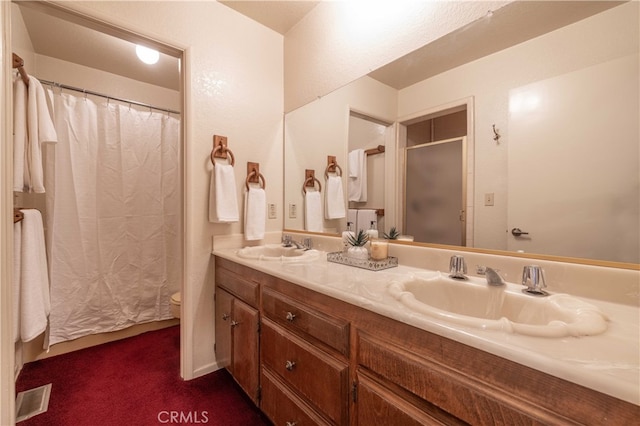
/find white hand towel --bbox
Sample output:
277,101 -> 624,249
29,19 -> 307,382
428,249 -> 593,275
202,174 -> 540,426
244,187 -> 266,240
13,74 -> 27,192
356,209 -> 377,234
13,221 -> 22,342
348,149 -> 361,178
305,191 -> 323,232
348,209 -> 358,231
325,175 -> 346,219
14,74 -> 58,193
19,209 -> 51,342
348,149 -> 367,202
209,163 -> 239,223
27,77 -> 58,193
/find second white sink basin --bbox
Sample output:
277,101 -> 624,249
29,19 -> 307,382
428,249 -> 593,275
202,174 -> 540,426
237,244 -> 320,262
388,272 -> 608,337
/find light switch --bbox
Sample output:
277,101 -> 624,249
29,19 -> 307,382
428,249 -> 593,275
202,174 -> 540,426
289,204 -> 297,218
484,193 -> 495,206
268,203 -> 277,219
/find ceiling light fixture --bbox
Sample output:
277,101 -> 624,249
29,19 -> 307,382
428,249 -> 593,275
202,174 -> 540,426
136,45 -> 159,65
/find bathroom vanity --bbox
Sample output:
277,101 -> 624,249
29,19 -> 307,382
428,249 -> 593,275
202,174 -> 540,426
213,249 -> 639,425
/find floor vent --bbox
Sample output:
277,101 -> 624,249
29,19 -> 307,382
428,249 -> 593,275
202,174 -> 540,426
15,383 -> 52,423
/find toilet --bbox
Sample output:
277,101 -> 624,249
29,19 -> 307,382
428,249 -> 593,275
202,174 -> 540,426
170,292 -> 181,319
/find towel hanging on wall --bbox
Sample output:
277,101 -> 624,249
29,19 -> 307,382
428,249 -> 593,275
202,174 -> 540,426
13,74 -> 58,193
245,187 -> 266,240
209,162 -> 239,223
305,191 -> 323,232
13,209 -> 50,344
348,149 -> 367,202
325,175 -> 346,219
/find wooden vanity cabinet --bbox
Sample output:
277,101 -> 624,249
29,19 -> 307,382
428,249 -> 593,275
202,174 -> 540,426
214,259 -> 260,404
214,257 -> 640,425
260,286 -> 350,425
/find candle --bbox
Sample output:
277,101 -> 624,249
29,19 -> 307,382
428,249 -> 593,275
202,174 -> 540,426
370,239 -> 389,260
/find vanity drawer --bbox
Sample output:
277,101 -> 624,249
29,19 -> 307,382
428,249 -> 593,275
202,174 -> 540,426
261,318 -> 349,425
216,266 -> 259,307
356,331 -> 551,425
261,367 -> 332,426
262,288 -> 350,356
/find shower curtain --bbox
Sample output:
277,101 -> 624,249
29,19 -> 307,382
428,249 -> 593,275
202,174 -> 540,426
44,89 -> 180,345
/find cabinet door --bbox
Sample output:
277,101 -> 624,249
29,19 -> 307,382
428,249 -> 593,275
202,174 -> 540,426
215,287 -> 233,370
232,298 -> 260,404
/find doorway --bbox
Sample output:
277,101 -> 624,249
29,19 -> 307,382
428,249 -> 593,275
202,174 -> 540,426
10,0 -> 184,371
400,106 -> 468,245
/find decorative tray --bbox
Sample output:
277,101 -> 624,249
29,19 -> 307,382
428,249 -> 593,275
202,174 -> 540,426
326,251 -> 398,271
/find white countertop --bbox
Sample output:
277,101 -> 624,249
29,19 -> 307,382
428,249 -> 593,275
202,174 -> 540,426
213,248 -> 640,406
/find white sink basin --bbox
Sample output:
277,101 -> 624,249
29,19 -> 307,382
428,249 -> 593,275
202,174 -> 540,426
388,272 -> 608,337
236,244 -> 320,262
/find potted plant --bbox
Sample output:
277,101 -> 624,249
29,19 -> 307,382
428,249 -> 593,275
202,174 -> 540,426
346,229 -> 369,260
384,226 -> 400,240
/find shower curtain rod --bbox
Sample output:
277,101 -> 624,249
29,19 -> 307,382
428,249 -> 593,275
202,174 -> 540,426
39,79 -> 181,116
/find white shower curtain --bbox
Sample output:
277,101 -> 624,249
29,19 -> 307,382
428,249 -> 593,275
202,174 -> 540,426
44,90 -> 180,345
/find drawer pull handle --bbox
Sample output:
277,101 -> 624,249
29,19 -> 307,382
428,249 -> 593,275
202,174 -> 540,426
285,360 -> 296,371
285,311 -> 296,322
286,422 -> 297,426
230,320 -> 239,327
222,313 -> 229,321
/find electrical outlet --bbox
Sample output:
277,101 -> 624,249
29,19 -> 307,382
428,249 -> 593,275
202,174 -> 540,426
268,203 -> 277,219
484,193 -> 495,206
289,204 -> 297,218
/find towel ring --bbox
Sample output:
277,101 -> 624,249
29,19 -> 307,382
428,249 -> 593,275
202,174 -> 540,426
211,144 -> 235,167
324,162 -> 343,180
302,176 -> 322,194
245,170 -> 266,191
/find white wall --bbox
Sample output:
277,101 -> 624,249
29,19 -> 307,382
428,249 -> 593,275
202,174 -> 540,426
284,0 -> 510,112
397,2 -> 639,252
37,1 -> 284,380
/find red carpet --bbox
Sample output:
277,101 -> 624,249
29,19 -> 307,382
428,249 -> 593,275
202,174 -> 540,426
16,326 -> 270,425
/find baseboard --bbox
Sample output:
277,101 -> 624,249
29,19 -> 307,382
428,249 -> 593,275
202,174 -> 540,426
192,361 -> 222,380
23,319 -> 180,363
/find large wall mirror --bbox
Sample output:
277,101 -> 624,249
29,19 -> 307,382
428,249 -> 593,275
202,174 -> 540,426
284,1 -> 639,268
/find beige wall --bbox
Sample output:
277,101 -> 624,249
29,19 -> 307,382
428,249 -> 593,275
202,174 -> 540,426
284,0 -> 510,112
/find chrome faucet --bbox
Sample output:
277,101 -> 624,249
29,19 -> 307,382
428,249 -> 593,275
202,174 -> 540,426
448,255 -> 467,279
282,234 -> 312,250
477,266 -> 505,286
521,265 -> 548,296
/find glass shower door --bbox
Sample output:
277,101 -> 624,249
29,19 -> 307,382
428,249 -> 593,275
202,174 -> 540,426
404,137 -> 466,245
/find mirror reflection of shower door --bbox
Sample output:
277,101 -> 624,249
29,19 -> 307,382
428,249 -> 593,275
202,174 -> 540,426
404,138 -> 466,245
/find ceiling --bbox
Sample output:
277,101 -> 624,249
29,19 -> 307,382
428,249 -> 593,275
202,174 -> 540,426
14,1 -> 624,93
219,1 -> 320,35
15,2 -> 181,91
